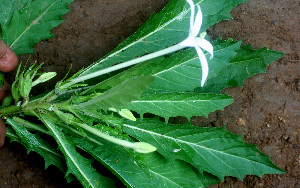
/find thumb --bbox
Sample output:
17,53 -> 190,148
0,39 -> 18,73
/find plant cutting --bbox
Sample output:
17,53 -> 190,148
0,0 -> 285,187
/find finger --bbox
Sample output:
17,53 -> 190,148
0,40 -> 18,73
0,119 -> 6,147
0,80 -> 11,102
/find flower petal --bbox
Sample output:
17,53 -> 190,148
186,0 -> 195,33
195,45 -> 209,86
192,5 -> 202,37
197,38 -> 214,59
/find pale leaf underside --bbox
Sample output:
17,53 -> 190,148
126,92 -> 233,120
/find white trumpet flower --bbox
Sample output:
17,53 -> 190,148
179,0 -> 214,86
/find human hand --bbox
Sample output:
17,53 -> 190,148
0,39 -> 18,147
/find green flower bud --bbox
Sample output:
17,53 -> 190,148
32,72 -> 57,87
131,142 -> 157,153
118,109 -> 136,121
109,108 -> 136,121
19,73 -> 32,100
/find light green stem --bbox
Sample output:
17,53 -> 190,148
75,121 -> 133,148
61,43 -> 186,89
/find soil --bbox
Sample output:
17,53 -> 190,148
0,0 -> 299,187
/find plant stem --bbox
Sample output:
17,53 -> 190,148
37,90 -> 56,102
0,101 -> 52,116
61,43 -> 186,89
0,105 -> 21,115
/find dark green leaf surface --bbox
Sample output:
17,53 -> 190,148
74,137 -> 220,188
73,138 -> 154,188
6,117 -> 67,172
79,109 -> 124,131
75,76 -> 155,110
5,126 -> 21,143
0,0 -> 29,28
39,114 -> 115,188
79,0 -> 246,78
195,44 -> 285,94
125,92 -> 233,120
124,119 -> 285,180
145,152 -> 220,188
0,0 -> 73,55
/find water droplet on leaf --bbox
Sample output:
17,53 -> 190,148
173,148 -> 181,153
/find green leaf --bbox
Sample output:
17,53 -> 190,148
84,38 -> 241,94
73,138 -> 154,188
79,109 -> 124,131
73,137 -> 220,188
125,92 -> 233,120
39,114 -> 115,188
0,0 -> 73,55
145,152 -> 220,188
123,118 -> 285,180
195,44 -> 285,94
6,117 -> 67,172
5,118 -> 87,184
78,0 -> 246,79
0,0 -> 29,28
75,76 -> 155,110
5,126 -> 21,143
146,39 -> 241,93
11,117 -> 50,135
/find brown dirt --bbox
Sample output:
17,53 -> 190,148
1,0 -> 299,187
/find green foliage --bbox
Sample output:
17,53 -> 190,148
75,75 -> 155,111
84,38 -> 241,94
74,138 -> 220,187
195,44 -> 284,94
78,0 -> 246,78
125,92 -> 233,120
0,0 -> 285,187
124,118 -> 284,180
0,0 -> 72,96
39,114 -> 116,187
6,117 -> 66,171
0,0 -> 73,55
0,0 -> 30,28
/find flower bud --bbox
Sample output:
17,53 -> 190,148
118,109 -> 136,121
132,142 -> 157,153
32,72 -> 57,87
19,74 -> 32,100
109,108 -> 136,121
